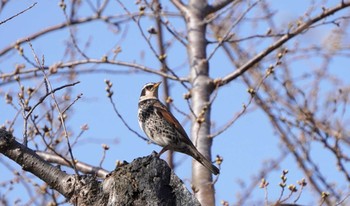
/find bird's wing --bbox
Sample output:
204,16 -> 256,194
153,101 -> 191,141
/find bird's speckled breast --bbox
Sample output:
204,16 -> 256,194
138,99 -> 179,147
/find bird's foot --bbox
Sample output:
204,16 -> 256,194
151,150 -> 159,158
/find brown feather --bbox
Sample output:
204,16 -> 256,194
153,101 -> 190,141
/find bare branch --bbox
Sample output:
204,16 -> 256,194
61,2 -> 90,60
104,80 -> 148,142
24,81 -> 80,120
61,93 -> 83,115
0,16 -> 99,57
220,1 -> 350,86
210,47 -> 281,138
0,59 -> 188,85
0,12 -> 167,57
336,193 -> 350,205
0,2 -> 37,25
36,151 -> 109,178
116,0 -> 190,91
170,0 -> 188,14
97,0 -> 110,15
207,0 -> 261,61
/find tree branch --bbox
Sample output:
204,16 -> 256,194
0,129 -> 73,198
0,16 -> 99,57
0,12 -> 164,57
170,0 -> 188,14
0,59 -> 188,85
0,2 -> 37,25
206,0 -> 236,15
36,151 -> 108,178
220,1 -> 350,86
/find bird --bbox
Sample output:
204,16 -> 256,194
138,82 -> 220,175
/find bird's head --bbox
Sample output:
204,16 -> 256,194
139,82 -> 161,101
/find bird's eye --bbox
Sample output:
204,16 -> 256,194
145,85 -> 153,90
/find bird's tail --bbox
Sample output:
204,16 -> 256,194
192,149 -> 220,175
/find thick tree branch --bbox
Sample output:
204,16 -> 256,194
206,0 -> 236,15
220,1 -> 350,86
0,129 -> 73,198
170,0 -> 188,14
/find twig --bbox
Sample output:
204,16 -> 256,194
27,42 -> 79,175
25,82 -> 81,120
170,101 -> 191,120
186,98 -> 196,118
207,33 -> 285,44
207,0 -> 261,61
99,146 -> 107,168
7,103 -> 21,132
116,0 -> 190,91
108,96 -> 148,141
294,184 -> 305,203
264,186 -> 269,206
61,2 -> 90,60
145,0 -> 187,47
336,192 -> 350,205
0,2 -> 37,25
30,115 -> 77,170
209,57 -> 273,138
61,93 -> 83,114
277,187 -> 286,203
70,124 -> 88,149
105,81 -> 148,141
97,0 -> 110,15
0,11 -> 180,57
281,191 -> 296,203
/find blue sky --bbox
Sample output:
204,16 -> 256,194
1,1 -> 349,205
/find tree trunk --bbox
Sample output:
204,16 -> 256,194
187,0 -> 216,205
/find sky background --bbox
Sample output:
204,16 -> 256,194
1,0 -> 349,205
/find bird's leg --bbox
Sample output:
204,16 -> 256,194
151,151 -> 159,157
157,146 -> 169,157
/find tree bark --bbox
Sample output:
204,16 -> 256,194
0,129 -> 73,197
103,154 -> 201,206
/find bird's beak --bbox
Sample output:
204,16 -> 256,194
153,81 -> 162,89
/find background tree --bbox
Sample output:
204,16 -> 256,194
1,0 -> 350,205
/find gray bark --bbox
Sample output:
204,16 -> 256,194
0,128 -> 72,197
102,154 -> 200,206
